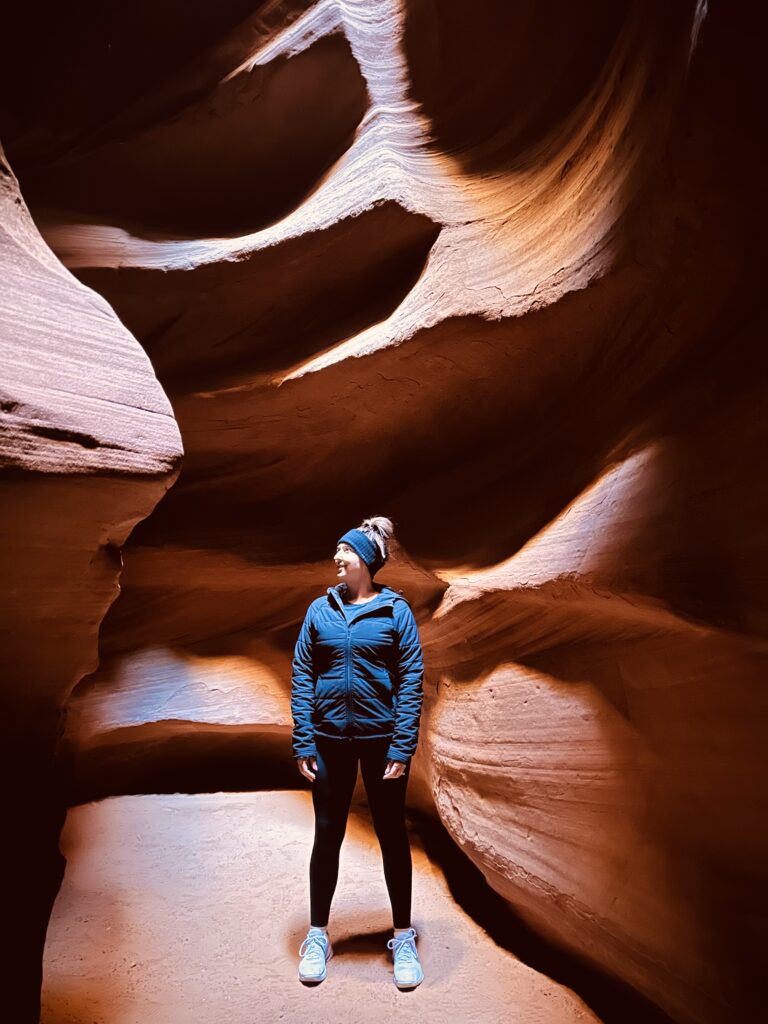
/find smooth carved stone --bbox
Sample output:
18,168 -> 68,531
428,639 -> 767,1024
1,1 -> 764,1023
424,448 -> 768,1024
0,148 -> 182,1022
0,159 -> 181,475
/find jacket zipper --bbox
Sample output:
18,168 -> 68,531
329,589 -> 395,740
345,619 -> 353,736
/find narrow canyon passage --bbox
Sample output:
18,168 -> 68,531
1,1 -> 765,1022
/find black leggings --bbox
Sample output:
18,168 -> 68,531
309,735 -> 413,929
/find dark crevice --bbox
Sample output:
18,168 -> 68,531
27,425 -> 127,450
403,0 -> 629,171
0,2 -> 301,156
16,34 -> 369,238
59,722 -> 301,805
402,0 -> 693,176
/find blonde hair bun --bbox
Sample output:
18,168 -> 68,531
359,515 -> 395,563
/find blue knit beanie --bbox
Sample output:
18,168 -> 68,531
337,528 -> 385,577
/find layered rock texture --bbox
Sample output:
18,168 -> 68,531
0,150 -> 183,1019
1,1 -> 765,1022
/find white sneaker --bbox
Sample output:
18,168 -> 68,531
387,927 -> 424,989
298,929 -> 333,983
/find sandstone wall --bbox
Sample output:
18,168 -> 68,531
1,2 -> 764,1021
0,150 -> 183,1019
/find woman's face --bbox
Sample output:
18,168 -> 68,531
334,542 -> 368,584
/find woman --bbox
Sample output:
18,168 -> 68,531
291,515 -> 425,989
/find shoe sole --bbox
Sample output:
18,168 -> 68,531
299,970 -> 326,983
394,970 -> 424,989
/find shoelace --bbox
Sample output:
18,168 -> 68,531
299,934 -> 328,964
387,930 -> 418,963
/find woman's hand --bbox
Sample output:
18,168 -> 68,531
297,756 -> 318,781
383,759 -> 407,780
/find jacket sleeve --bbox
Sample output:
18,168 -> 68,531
387,601 -> 424,763
291,602 -> 318,759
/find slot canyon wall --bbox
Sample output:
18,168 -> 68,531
0,150 -> 183,1017
0,2 -> 765,1022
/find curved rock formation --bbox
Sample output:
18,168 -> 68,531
1,0 -> 764,1021
0,150 -> 182,1019
424,445 -> 767,1024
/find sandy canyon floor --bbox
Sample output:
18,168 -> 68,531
41,791 -> 599,1024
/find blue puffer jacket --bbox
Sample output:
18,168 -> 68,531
291,583 -> 424,763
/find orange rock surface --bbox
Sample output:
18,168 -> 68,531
1,2 -> 764,1022
0,149 -> 182,1019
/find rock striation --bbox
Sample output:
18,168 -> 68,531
1,1 -> 765,1022
0,150 -> 182,1020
